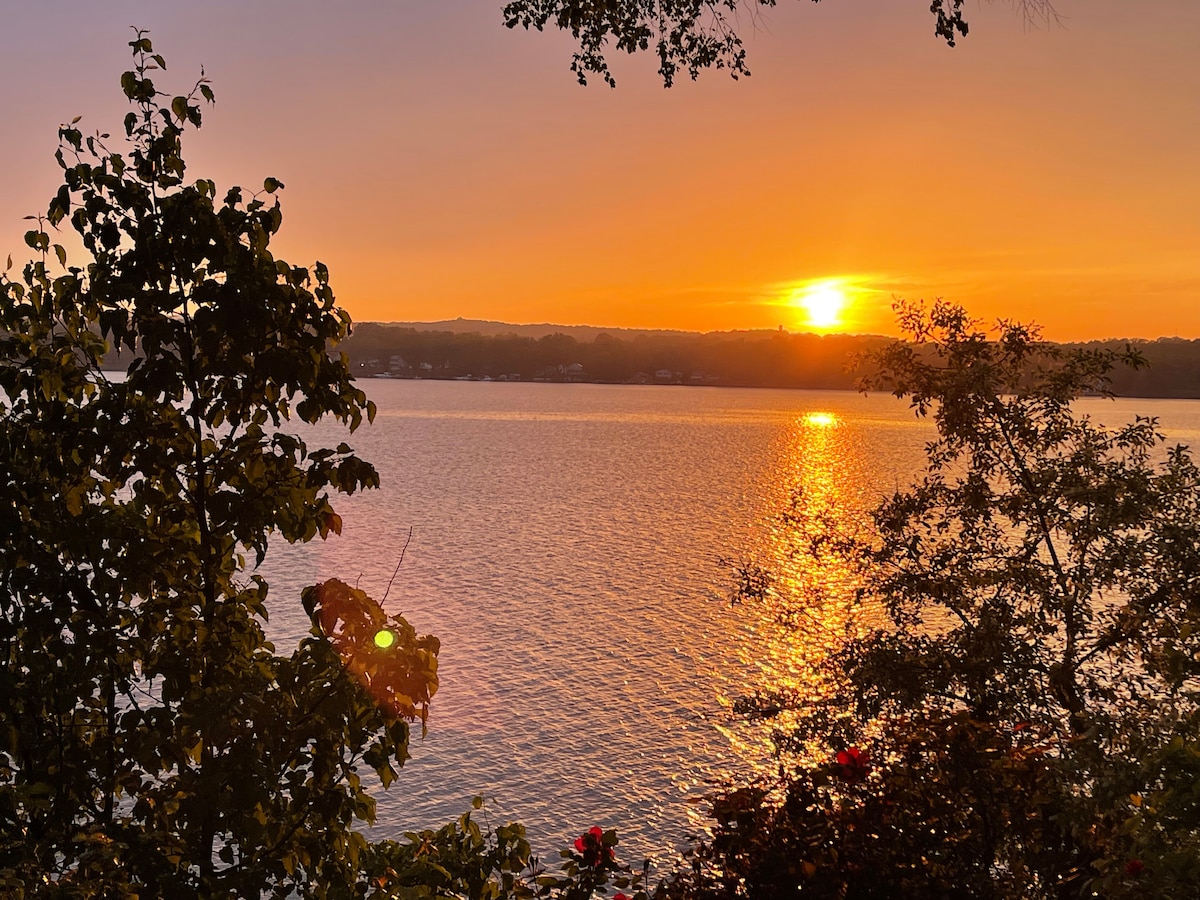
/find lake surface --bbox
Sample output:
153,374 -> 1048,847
258,382 -> 1200,865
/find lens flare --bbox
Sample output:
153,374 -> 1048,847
373,628 -> 397,650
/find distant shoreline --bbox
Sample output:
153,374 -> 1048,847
336,322 -> 1200,401
96,318 -> 1200,400
343,372 -> 1200,404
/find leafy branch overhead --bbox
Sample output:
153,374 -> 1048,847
503,0 -> 1060,86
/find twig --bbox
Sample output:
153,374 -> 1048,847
381,526 -> 413,604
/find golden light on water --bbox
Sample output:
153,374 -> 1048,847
721,406 -> 878,768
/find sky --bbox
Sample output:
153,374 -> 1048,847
1,1 -> 1197,340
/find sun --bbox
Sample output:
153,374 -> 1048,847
793,283 -> 848,330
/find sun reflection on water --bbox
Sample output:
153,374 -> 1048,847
718,408 -> 877,772
802,411 -> 838,428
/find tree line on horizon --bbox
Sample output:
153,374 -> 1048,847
336,322 -> 1200,399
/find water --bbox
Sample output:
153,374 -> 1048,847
256,382 -> 1200,864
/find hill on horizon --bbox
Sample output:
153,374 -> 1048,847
375,317 -> 836,341
371,316 -> 1199,345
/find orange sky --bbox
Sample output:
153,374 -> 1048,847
2,1 -> 1198,340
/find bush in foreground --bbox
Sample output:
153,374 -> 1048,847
660,302 -> 1200,898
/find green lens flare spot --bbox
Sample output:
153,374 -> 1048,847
373,628 -> 396,650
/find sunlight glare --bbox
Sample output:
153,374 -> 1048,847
803,412 -> 838,428
791,282 -> 848,330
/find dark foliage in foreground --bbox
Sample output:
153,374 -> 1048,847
660,302 -> 1200,898
0,34 -> 652,900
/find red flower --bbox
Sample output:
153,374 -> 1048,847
1125,858 -> 1145,878
573,826 -> 614,868
614,894 -> 632,900
834,746 -> 871,783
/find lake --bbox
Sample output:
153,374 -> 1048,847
257,381 -> 1200,865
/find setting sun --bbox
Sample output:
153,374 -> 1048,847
791,282 -> 848,331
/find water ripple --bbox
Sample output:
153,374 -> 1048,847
258,382 -> 934,862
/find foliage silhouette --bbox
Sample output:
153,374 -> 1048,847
0,32 -> 441,897
661,301 -> 1200,898
504,0 -> 1059,86
0,31 -> 660,900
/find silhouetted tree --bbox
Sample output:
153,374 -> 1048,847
0,32 -> 658,900
505,0 -> 1060,86
663,302 -> 1200,898
0,33 -> 439,896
